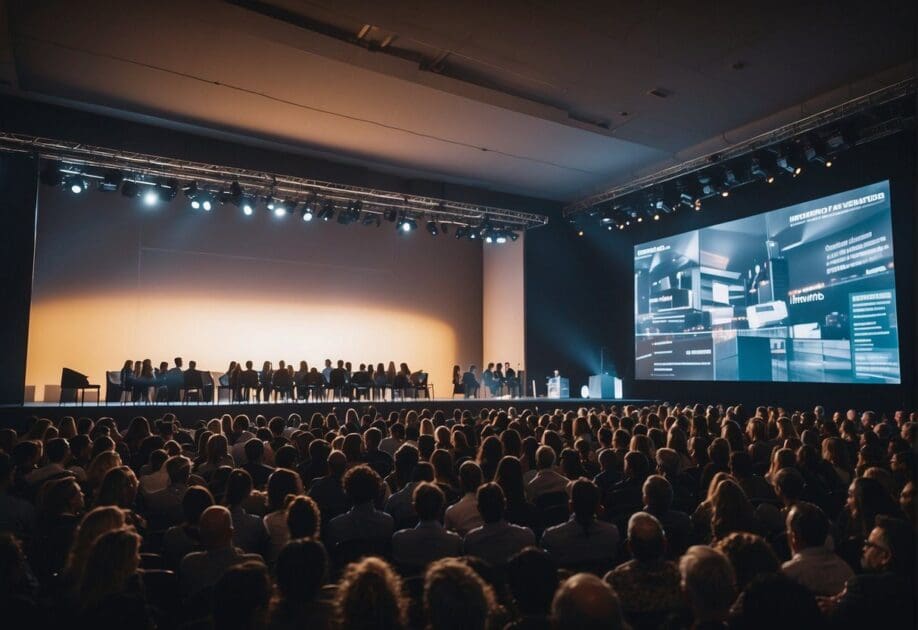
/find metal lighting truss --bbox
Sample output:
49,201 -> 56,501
564,77 -> 916,216
0,131 -> 549,231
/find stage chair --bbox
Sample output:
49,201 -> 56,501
411,372 -> 432,399
180,371 -> 204,404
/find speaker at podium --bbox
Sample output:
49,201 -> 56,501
588,374 -> 622,399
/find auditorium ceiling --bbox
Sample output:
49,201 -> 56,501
0,0 -> 914,201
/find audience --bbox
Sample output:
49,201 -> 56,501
0,401 -> 913,629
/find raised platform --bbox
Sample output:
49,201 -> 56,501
1,397 -> 654,430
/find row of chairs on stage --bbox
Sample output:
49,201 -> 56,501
104,369 -> 433,404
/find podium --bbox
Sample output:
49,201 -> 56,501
588,374 -> 622,399
546,376 -> 569,399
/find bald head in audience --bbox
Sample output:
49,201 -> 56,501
551,573 -> 626,630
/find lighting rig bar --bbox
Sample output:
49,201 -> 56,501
564,77 -> 916,216
0,131 -> 549,231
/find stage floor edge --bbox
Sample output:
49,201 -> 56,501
1,397 -> 655,429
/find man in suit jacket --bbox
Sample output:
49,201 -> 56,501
464,483 -> 535,566
180,506 -> 264,598
326,464 -> 393,548
462,366 -> 480,398
146,455 -> 191,528
392,482 -> 461,571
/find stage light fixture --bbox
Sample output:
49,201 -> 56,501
655,199 -> 673,214
495,231 -> 508,244
274,204 -> 288,217
397,214 -> 417,232
600,208 -> 616,224
441,223 -> 449,235
698,174 -> 715,196
143,188 -> 159,206
66,174 -> 88,194
301,205 -> 313,221
750,157 -> 774,183
39,162 -> 63,187
121,181 -> 141,198
318,200 -> 335,221
383,207 -> 398,222
508,231 -> 519,241
426,220 -> 439,236
243,202 -> 255,216
97,169 -> 124,192
455,226 -> 467,239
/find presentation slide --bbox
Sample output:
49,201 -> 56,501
634,181 -> 901,383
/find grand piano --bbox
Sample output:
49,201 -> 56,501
59,367 -> 101,405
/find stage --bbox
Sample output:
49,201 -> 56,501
0,397 -> 654,430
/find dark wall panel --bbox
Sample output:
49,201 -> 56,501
0,152 -> 38,405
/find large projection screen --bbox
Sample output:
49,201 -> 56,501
634,181 -> 901,383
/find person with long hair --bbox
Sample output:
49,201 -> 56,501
476,436 -> 503,482
78,528 -> 150,626
268,539 -> 333,630
710,479 -> 761,542
264,468 -> 304,564
62,505 -> 127,600
494,456 -> 538,529
335,556 -> 408,630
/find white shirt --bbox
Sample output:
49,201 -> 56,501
782,545 -> 854,596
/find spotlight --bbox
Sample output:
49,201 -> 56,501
653,213 -> 660,221
750,157 -> 774,183
600,208 -> 616,224
202,196 -> 213,211
98,169 -> 124,192
337,200 -> 361,225
318,200 -> 335,221
143,188 -> 159,206
397,215 -> 417,232
774,149 -> 800,176
636,216 -> 643,223
39,162 -> 63,187
362,213 -> 381,227
274,204 -> 288,217
694,199 -> 702,211
426,220 -> 439,236
678,193 -> 694,209
184,182 -> 206,209
266,197 -> 276,211
160,179 -> 179,202
508,231 -> 519,241
495,231 -> 508,244
300,206 -> 313,221
698,174 -> 716,196
66,174 -> 88,194
383,207 -> 398,222
243,202 -> 255,216
577,229 -> 585,236
721,190 -> 730,198
121,181 -> 141,198
655,199 -> 673,214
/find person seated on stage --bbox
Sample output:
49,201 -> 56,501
329,361 -> 348,399
259,361 -> 274,402
393,363 -> 412,394
482,363 -> 495,397
182,360 -> 204,399
294,361 -> 309,397
451,365 -> 463,396
462,366 -> 480,399
133,359 -> 155,402
272,362 -> 293,401
504,362 -> 518,397
238,361 -> 259,398
492,363 -> 505,397
322,359 -> 333,384
373,363 -> 388,393
119,360 -> 133,400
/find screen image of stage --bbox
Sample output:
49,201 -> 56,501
634,180 -> 901,383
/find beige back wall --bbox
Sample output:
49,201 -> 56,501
26,187 -> 483,400
482,234 -> 525,376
